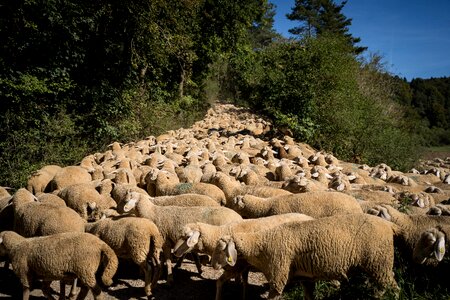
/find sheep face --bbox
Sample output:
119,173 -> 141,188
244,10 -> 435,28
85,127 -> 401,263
211,237 -> 237,269
413,228 -> 446,264
173,228 -> 200,257
122,191 -> 141,212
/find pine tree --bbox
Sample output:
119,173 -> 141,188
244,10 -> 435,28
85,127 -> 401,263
287,0 -> 366,54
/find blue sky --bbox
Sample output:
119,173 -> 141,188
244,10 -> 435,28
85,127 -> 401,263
269,0 -> 450,80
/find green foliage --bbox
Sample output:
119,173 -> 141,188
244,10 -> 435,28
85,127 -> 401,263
0,0 -> 268,187
226,34 -> 421,170
287,0 -> 366,53
284,252 -> 450,299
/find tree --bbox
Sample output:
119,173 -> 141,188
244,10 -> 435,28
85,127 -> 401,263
287,0 -> 366,54
249,2 -> 283,49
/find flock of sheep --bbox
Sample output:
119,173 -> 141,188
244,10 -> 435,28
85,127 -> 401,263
1,103 -> 450,300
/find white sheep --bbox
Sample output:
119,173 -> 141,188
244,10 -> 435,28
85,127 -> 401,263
412,226 -> 447,265
211,172 -> 291,206
85,216 -> 163,297
281,175 -> 328,193
367,204 -> 450,260
211,214 -> 400,299
11,188 -> 85,237
173,213 -> 314,300
230,191 -> 363,218
0,187 -> 13,232
47,166 -> 92,192
148,194 -> 221,207
147,169 -> 227,205
57,182 -> 114,221
0,231 -> 118,300
26,164 -> 62,195
121,191 -> 243,284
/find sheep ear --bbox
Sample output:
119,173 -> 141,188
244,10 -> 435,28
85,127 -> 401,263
434,235 -> 446,261
325,173 -> 334,179
186,230 -> 200,248
101,213 -> 107,220
378,207 -> 391,222
415,198 -> 425,208
336,183 -> 345,191
88,202 -> 97,209
225,241 -> 237,267
311,172 -> 319,178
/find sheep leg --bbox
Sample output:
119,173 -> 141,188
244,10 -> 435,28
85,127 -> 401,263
59,280 -> 66,300
75,284 -> 89,300
22,286 -> 31,300
42,281 -> 56,300
241,268 -> 250,300
141,262 -> 152,297
215,270 -> 237,300
192,253 -> 203,276
173,254 -> 184,269
150,259 -> 161,291
267,288 -> 282,300
300,280 -> 315,300
68,279 -> 78,300
90,284 -> 103,300
162,244 -> 173,285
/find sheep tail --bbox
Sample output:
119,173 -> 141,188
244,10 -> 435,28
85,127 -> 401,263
99,244 -> 119,286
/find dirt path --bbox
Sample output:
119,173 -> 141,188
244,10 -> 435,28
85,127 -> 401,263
0,258 -> 269,299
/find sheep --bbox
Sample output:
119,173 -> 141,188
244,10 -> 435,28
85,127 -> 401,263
366,204 -> 450,260
211,213 -> 400,300
11,188 -> 85,237
427,204 -> 450,216
412,226 -> 447,265
111,183 -> 148,205
176,155 -> 204,184
57,182 -> 114,221
147,169 -> 226,205
26,165 -> 62,195
281,176 -> 327,193
0,231 -> 118,300
147,194 -> 221,207
173,213 -> 314,300
121,191 -> 243,284
210,172 -> 291,206
36,193 -> 67,207
0,187 -> 14,232
85,216 -> 163,297
47,166 -> 92,192
230,191 -> 363,219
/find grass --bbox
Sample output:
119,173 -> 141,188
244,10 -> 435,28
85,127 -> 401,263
421,145 -> 450,160
283,253 -> 450,300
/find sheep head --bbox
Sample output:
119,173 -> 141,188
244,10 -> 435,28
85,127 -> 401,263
232,195 -> 246,209
173,227 -> 201,257
366,205 -> 391,222
413,228 -> 446,264
427,204 -> 450,216
122,190 -> 141,212
211,236 -> 237,269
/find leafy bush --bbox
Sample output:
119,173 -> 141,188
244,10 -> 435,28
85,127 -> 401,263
227,34 -> 422,171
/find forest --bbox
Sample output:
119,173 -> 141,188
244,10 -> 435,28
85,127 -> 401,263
2,1 -> 450,300
1,0 -> 449,188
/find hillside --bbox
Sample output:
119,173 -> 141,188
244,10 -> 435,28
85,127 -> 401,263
1,103 -> 450,299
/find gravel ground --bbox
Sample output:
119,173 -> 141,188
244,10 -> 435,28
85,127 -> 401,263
0,257 -> 270,299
